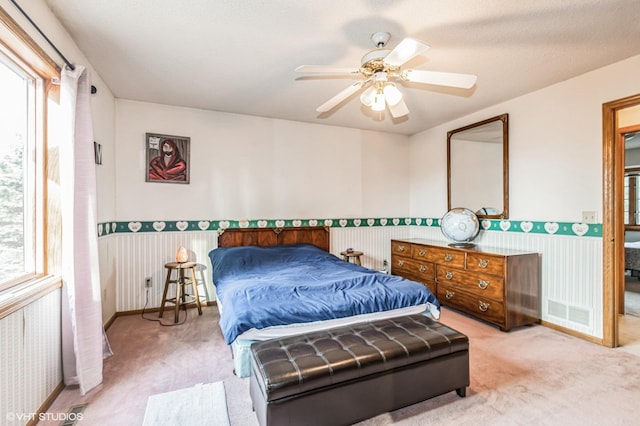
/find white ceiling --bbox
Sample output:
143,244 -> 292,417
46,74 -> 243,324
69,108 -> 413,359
43,0 -> 640,136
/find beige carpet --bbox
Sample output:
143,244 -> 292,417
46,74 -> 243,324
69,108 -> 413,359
39,306 -> 640,426
142,382 -> 229,426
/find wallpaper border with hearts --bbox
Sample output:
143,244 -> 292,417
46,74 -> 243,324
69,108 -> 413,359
96,218 -> 601,238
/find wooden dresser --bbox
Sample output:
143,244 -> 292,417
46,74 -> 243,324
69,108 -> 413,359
391,239 -> 540,331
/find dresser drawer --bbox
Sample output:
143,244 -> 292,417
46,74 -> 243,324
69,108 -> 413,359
438,284 -> 506,326
411,244 -> 429,260
425,247 -> 466,269
391,255 -> 435,281
436,266 -> 504,300
416,280 -> 436,295
391,241 -> 412,257
466,252 -> 505,275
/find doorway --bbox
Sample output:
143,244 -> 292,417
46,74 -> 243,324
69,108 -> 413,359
603,94 -> 640,348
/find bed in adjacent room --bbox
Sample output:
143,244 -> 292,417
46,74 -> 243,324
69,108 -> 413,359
208,226 -> 441,377
625,240 -> 640,276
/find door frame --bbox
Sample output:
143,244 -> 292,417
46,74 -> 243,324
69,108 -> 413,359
603,93 -> 640,347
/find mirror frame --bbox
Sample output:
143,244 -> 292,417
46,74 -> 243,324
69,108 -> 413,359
447,113 -> 509,219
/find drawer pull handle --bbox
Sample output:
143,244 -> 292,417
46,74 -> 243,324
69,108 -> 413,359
419,265 -> 427,273
478,279 -> 489,289
397,245 -> 405,252
445,271 -> 454,280
478,259 -> 490,268
478,301 -> 490,312
444,253 -> 454,262
418,249 -> 426,256
397,260 -> 404,267
445,290 -> 455,299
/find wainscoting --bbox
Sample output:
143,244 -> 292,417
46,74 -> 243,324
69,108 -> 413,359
429,228 -> 603,338
108,223 -> 603,338
115,231 -> 219,313
0,289 -> 62,426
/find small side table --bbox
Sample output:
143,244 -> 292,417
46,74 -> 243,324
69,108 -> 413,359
159,261 -> 203,323
340,250 -> 363,266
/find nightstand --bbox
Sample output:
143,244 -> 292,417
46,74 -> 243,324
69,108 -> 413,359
159,261 -> 203,323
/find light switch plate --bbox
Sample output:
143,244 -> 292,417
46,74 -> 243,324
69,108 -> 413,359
582,211 -> 597,224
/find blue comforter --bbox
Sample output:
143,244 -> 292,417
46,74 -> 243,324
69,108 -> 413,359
209,243 -> 440,344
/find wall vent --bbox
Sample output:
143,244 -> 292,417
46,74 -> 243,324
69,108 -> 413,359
568,306 -> 591,326
548,300 -> 567,319
60,403 -> 87,426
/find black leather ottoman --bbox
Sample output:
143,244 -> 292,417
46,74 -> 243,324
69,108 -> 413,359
249,314 -> 469,426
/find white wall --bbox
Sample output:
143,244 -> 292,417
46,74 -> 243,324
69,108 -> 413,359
620,104 -> 640,128
410,54 -> 640,222
115,100 -> 410,221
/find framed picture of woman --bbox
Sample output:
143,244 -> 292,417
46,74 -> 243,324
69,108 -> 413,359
145,133 -> 190,184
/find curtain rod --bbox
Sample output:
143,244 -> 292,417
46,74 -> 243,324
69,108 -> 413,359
10,0 -> 97,93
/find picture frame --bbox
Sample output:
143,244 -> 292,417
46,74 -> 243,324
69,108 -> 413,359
145,132 -> 190,184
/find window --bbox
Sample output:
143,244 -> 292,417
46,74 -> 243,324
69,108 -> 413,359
0,8 -> 59,297
0,51 -> 39,289
625,174 -> 640,226
625,131 -> 640,228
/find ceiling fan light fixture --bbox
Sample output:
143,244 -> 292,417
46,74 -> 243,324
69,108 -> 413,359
371,90 -> 386,112
383,83 -> 402,106
360,85 -> 376,107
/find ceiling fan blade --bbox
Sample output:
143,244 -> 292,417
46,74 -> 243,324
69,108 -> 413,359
383,38 -> 430,67
316,80 -> 368,112
295,65 -> 360,75
402,69 -> 477,89
388,97 -> 409,118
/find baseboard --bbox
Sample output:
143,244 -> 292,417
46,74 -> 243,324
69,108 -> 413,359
26,381 -> 65,426
540,320 -> 604,345
104,312 -> 117,331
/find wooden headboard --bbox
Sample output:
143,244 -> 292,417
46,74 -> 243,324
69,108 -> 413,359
217,226 -> 330,252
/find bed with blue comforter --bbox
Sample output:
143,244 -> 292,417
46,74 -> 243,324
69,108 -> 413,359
209,243 -> 440,346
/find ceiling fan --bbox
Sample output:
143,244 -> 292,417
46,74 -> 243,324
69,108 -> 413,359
295,32 -> 477,118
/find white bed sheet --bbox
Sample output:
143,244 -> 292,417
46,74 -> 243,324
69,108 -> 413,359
238,303 -> 436,340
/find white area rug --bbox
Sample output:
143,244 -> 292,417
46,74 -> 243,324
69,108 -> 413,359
142,382 -> 230,426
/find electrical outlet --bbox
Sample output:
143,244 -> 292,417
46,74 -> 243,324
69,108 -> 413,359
145,277 -> 152,288
582,211 -> 597,224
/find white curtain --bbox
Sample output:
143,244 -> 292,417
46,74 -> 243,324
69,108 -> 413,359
60,64 -> 112,395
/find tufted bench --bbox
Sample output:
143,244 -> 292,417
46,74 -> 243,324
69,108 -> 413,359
249,314 -> 469,426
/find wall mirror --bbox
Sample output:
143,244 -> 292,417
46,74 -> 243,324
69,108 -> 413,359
447,113 -> 509,219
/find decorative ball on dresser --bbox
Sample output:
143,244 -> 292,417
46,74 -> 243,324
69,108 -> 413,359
440,207 -> 480,247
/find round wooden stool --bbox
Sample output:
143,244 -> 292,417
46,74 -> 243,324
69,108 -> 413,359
159,261 -> 203,323
340,250 -> 363,265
